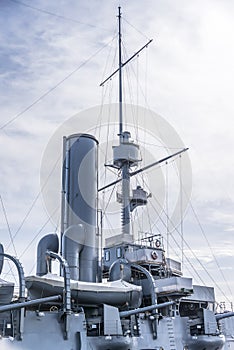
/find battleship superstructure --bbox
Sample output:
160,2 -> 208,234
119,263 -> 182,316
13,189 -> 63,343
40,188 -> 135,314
0,7 -> 234,350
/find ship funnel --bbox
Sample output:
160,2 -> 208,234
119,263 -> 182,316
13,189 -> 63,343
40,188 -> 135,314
61,134 -> 98,282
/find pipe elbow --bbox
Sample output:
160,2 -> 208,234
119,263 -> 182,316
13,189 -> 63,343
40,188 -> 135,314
36,233 -> 59,276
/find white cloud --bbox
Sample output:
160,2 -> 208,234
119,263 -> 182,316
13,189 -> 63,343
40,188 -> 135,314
0,0 -> 233,304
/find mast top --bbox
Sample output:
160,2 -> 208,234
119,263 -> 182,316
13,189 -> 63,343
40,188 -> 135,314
118,6 -> 123,140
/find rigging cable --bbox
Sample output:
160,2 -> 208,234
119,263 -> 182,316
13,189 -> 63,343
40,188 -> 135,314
165,161 -> 170,258
141,157 -> 233,303
0,37 -> 116,131
188,198 -> 234,301
172,153 -> 234,302
148,191 -> 212,287
97,34 -> 119,237
179,155 -> 184,268
102,180 -> 120,238
5,154 -> 62,249
120,35 -> 154,237
8,0 -> 111,32
19,205 -> 60,260
145,189 -> 208,286
0,195 -> 18,283
3,158 -> 62,276
95,27 -> 118,138
122,17 -> 151,41
0,195 -> 17,257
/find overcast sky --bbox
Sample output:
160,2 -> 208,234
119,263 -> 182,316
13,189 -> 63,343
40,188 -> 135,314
0,0 -> 234,306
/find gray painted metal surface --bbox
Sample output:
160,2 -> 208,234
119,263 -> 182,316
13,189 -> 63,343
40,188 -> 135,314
36,233 -> 59,276
61,134 -> 99,282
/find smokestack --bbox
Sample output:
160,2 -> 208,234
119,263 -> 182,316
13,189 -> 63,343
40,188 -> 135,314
61,134 -> 98,282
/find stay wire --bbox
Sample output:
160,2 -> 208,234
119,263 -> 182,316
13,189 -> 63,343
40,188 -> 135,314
122,17 -> 151,41
172,156 -> 234,301
0,195 -> 17,256
19,205 -> 60,259
188,198 -> 234,300
0,197 -> 18,285
0,37 -> 115,131
147,193 -> 212,288
141,159 -> 232,303
8,0 -> 111,32
144,189 -> 208,286
170,157 -> 233,302
6,154 -> 61,247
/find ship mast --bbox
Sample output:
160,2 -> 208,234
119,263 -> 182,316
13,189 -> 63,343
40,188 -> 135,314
118,6 -> 123,138
117,7 -> 131,235
100,8 -> 188,239
101,7 -> 153,238
98,7 -> 187,242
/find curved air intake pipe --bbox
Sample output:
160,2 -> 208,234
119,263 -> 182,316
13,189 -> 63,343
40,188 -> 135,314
109,260 -> 157,305
36,233 -> 59,276
61,134 -> 99,282
62,224 -> 85,281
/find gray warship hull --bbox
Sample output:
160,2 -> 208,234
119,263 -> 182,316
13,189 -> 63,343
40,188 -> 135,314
0,311 -> 228,350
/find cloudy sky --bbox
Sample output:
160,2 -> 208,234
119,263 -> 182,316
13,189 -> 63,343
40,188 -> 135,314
0,0 -> 234,306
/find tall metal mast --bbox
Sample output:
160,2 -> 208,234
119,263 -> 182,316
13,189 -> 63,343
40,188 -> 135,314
117,7 -> 131,235
100,9 -> 188,243
118,6 -> 123,138
101,8 -> 153,239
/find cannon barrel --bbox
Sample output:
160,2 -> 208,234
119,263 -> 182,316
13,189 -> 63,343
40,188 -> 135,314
119,301 -> 175,318
0,295 -> 62,313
